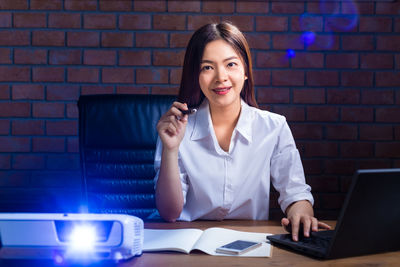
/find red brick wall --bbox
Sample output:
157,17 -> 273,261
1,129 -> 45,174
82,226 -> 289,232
0,0 -> 399,218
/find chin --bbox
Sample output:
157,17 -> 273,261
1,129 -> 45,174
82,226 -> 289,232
210,96 -> 240,108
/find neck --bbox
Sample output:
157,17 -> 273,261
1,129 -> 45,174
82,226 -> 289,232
209,99 -> 241,127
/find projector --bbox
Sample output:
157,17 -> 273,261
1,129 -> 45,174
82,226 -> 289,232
0,213 -> 144,262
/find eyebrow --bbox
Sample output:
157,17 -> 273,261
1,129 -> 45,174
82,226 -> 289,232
201,56 -> 239,64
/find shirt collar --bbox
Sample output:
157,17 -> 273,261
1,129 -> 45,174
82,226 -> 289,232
235,99 -> 253,143
190,100 -> 211,141
190,99 -> 253,143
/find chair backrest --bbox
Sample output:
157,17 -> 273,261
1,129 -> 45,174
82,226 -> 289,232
78,94 -> 175,220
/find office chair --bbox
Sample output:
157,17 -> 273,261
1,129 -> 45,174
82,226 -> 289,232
78,94 -> 175,220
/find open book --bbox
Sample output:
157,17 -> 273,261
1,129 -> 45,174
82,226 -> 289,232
143,227 -> 272,257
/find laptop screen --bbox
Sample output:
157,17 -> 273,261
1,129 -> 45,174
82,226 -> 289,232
327,169 -> 400,258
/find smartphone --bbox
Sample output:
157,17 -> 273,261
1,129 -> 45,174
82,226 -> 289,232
215,240 -> 262,255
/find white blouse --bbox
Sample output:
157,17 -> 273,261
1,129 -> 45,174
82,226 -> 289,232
154,99 -> 313,221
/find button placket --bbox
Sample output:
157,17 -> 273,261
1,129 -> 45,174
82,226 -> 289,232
222,156 -> 233,214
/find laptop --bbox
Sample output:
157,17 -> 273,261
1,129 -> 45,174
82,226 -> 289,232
267,168 -> 400,259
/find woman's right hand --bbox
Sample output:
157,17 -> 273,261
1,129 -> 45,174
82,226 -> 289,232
156,102 -> 189,151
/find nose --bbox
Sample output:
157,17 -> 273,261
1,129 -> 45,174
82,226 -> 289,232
215,66 -> 228,82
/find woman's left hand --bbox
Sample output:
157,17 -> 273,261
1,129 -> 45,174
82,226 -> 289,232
281,200 -> 331,241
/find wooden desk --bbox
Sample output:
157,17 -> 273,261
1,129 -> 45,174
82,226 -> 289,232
121,220 -> 400,267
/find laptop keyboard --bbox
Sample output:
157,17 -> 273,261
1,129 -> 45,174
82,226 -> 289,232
296,230 -> 334,250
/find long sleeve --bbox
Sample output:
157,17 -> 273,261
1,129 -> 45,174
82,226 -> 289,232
270,120 -> 314,214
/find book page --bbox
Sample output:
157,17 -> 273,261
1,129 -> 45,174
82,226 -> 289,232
143,228 -> 203,254
192,227 -> 272,257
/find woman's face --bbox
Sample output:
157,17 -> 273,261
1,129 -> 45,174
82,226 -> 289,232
199,39 -> 247,110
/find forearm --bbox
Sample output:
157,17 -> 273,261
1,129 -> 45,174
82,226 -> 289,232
155,147 -> 184,222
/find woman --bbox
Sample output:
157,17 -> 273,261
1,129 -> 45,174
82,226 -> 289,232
154,22 -> 330,241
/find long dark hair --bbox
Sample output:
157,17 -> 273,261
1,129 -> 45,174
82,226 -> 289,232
177,22 -> 258,109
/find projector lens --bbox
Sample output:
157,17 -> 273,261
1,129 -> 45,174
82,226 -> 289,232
70,225 -> 96,250
54,220 -> 114,243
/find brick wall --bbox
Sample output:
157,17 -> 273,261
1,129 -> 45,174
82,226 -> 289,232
0,0 -> 399,219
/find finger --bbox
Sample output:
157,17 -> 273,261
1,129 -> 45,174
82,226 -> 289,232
157,117 -> 175,130
170,106 -> 189,122
172,101 -> 188,110
168,115 -> 180,129
281,217 -> 290,227
175,113 -> 189,122
170,114 -> 188,134
311,217 -> 319,232
163,103 -> 185,118
162,117 -> 178,132
281,218 -> 291,232
181,114 -> 188,122
170,106 -> 183,117
172,102 -> 188,115
158,118 -> 178,135
303,218 -> 312,237
318,221 -> 332,230
166,123 -> 178,135
290,217 -> 301,241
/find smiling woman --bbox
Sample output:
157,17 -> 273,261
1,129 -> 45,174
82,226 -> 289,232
153,22 -> 330,242
177,22 -> 257,109
199,39 -> 247,110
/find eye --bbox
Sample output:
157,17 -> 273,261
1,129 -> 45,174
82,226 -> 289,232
201,65 -> 213,71
227,62 -> 237,67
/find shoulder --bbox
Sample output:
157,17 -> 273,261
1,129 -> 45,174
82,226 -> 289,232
246,105 -> 287,129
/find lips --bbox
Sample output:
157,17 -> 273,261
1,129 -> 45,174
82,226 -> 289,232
212,86 -> 231,95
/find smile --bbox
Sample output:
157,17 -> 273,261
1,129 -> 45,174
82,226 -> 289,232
212,87 -> 231,95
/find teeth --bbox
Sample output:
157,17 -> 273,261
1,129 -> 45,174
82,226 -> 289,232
214,87 -> 230,91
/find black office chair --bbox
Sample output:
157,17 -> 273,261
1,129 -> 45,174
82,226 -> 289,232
78,94 -> 175,220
